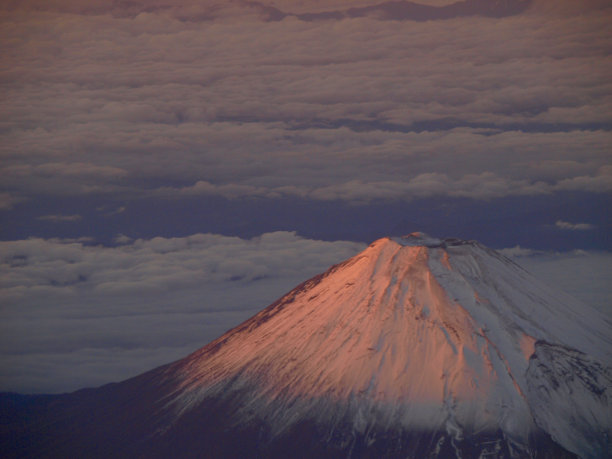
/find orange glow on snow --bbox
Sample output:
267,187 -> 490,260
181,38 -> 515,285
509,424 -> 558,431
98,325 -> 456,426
171,239 -> 501,408
520,334 -> 536,361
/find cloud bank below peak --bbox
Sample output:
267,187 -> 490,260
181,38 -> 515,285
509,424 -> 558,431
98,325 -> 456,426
0,232 -> 365,393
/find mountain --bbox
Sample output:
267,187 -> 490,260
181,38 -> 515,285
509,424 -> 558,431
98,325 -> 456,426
1,234 -> 610,458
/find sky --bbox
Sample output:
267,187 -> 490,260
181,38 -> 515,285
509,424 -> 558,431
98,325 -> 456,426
0,0 -> 611,393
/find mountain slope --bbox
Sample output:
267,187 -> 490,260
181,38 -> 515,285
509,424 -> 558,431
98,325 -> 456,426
1,234 -> 610,458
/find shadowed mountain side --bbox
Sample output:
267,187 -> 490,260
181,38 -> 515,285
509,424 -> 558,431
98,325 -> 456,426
0,385 -> 577,459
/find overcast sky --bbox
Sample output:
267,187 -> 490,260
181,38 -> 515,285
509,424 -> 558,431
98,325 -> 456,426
1,0 -> 610,393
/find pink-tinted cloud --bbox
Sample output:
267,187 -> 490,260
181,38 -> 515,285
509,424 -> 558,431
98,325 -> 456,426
0,0 -> 610,204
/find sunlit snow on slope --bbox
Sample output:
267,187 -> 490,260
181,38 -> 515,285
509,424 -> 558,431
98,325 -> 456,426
161,234 -> 611,458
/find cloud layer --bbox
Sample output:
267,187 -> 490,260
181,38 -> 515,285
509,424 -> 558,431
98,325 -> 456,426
555,220 -> 596,231
0,232 -> 364,393
1,0 -> 611,207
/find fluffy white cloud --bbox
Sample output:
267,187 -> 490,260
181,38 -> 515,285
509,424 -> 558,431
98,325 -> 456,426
555,220 -> 596,231
156,165 -> 611,203
0,232 -> 365,298
0,232 -> 365,393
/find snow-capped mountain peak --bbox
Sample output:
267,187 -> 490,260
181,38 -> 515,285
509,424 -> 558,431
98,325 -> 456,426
161,234 -> 610,458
